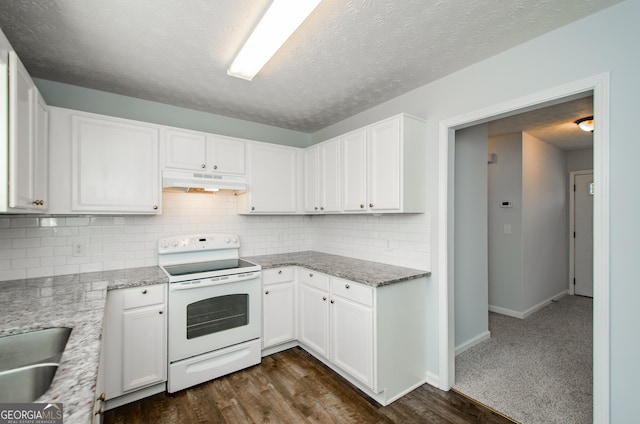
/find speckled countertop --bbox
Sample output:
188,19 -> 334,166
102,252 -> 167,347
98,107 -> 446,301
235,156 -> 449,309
244,251 -> 430,286
0,266 -> 167,424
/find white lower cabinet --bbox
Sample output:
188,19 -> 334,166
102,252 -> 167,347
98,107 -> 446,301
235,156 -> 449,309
102,284 -> 167,409
298,270 -> 330,357
330,278 -> 374,389
287,267 -> 427,406
262,267 -> 296,350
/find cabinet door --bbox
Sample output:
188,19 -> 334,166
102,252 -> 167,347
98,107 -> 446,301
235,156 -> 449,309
246,143 -> 297,213
341,129 -> 367,212
122,303 -> 167,392
298,283 -> 330,358
319,139 -> 341,212
8,51 -> 36,209
71,115 -> 161,213
263,282 -> 296,348
33,91 -> 48,210
331,295 -> 374,389
303,146 -> 319,212
367,117 -> 401,211
164,129 -> 207,171
210,135 -> 245,174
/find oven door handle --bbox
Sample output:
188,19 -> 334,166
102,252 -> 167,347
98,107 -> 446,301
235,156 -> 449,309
169,271 -> 261,290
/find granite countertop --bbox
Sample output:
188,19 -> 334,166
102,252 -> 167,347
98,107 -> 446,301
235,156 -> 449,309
244,251 -> 430,287
0,266 -> 167,424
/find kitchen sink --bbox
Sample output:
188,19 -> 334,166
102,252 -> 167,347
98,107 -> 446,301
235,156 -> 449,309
0,327 -> 72,402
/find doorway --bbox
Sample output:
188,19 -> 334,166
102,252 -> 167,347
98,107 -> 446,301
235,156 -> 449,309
437,73 -> 610,421
571,170 -> 594,297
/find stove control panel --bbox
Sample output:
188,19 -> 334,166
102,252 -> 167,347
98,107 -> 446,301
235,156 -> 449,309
158,233 -> 240,254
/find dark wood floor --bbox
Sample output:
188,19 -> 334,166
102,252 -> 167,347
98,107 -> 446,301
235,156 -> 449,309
105,347 -> 516,424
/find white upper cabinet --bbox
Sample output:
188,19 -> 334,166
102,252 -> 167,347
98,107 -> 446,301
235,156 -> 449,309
0,49 -> 49,213
341,114 -> 426,213
341,129 -> 368,212
237,142 -> 298,214
163,128 -> 245,175
304,138 -> 341,213
71,114 -> 161,214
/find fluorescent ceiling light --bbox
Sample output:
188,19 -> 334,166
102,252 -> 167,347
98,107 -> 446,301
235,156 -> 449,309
228,0 -> 322,81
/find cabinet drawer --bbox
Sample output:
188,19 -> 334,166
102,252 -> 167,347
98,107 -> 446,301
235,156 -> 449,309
331,278 -> 373,307
262,267 -> 294,285
298,269 -> 330,292
123,284 -> 166,309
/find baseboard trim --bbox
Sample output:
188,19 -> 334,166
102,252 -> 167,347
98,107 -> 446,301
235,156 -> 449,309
455,330 -> 490,356
425,370 -> 440,388
489,290 -> 569,319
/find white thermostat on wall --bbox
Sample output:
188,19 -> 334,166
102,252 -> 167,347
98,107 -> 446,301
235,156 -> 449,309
500,201 -> 512,208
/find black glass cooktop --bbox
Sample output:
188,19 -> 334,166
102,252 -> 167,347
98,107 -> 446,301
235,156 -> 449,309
163,258 -> 257,277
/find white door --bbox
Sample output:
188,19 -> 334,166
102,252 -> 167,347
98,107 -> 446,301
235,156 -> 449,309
574,172 -> 594,297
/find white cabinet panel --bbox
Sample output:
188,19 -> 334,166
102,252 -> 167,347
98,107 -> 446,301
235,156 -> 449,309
263,281 -> 296,348
164,129 -> 207,170
122,303 -> 167,392
103,284 -> 167,401
298,282 -> 330,357
304,138 -> 341,213
71,115 -> 161,213
330,294 -> 374,388
340,114 -> 426,214
239,142 -> 297,213
163,129 -> 245,175
4,51 -> 48,212
341,129 -> 368,212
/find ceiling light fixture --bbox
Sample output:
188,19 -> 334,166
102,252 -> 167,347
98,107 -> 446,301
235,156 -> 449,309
227,0 -> 322,81
575,116 -> 594,132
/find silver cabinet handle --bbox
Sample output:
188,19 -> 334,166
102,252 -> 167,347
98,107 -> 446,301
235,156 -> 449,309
153,205 -> 158,210
142,289 -> 148,294
322,296 -> 327,301
251,206 -> 255,211
309,273 -> 313,277
360,204 -> 364,208
278,270 -> 282,274
159,310 -> 163,315
265,290 -> 269,295
369,203 -> 373,208
201,164 -> 206,169
213,165 -> 218,170
320,206 -> 324,210
330,300 -> 335,304
345,284 -> 350,289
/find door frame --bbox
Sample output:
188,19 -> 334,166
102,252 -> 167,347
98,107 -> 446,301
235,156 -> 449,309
437,73 -> 610,422
569,169 -> 594,296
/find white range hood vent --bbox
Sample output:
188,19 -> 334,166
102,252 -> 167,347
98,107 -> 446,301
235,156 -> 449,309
162,169 -> 248,193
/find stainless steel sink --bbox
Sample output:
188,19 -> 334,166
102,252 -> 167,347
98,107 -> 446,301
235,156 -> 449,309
0,327 -> 72,402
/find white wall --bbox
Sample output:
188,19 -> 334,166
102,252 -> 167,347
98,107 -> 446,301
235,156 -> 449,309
310,1 -> 639,418
521,132 -> 568,311
488,133 -> 523,312
453,125 -> 489,349
0,191 -> 430,281
566,147 -> 594,172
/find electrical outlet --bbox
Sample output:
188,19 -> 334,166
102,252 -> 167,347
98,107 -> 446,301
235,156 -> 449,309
72,243 -> 85,257
385,239 -> 392,251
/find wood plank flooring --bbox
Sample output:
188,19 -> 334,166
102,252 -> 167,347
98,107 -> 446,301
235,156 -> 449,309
105,347 -> 516,424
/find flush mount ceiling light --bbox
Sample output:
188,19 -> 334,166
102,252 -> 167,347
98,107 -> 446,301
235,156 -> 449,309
227,0 -> 322,81
575,116 -> 594,132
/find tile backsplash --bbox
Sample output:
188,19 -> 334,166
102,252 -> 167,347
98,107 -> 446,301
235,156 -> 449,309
0,191 -> 431,282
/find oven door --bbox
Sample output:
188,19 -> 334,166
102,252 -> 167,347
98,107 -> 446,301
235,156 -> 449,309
168,272 -> 261,363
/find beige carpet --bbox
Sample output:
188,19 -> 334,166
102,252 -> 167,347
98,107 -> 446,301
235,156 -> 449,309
454,295 -> 593,424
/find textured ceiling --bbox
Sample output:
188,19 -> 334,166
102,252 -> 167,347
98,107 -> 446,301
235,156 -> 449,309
0,0 -> 621,133
489,95 -> 594,151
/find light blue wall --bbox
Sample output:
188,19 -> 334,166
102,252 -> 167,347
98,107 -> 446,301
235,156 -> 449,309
310,1 -> 639,420
454,125 -> 488,348
488,133 -> 523,312
34,79 -> 311,148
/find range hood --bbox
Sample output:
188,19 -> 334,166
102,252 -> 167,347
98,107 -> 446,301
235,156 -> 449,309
162,169 -> 248,192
